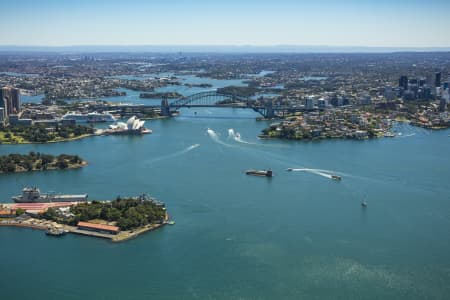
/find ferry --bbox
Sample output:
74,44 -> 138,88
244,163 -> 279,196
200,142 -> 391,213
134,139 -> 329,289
62,111 -> 117,123
245,169 -> 273,177
12,187 -> 88,203
331,175 -> 342,181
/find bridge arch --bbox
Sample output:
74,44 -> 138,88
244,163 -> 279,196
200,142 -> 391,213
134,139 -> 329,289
169,91 -> 249,108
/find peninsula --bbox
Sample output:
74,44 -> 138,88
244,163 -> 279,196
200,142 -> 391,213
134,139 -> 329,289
0,194 -> 171,242
0,124 -> 95,144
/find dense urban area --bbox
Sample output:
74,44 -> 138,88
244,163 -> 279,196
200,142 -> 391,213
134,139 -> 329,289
0,52 -> 449,143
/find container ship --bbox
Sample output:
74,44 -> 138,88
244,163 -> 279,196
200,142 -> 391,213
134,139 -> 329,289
12,187 -> 88,203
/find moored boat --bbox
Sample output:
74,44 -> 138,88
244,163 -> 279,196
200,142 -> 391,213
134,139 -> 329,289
12,187 -> 88,203
45,227 -> 66,237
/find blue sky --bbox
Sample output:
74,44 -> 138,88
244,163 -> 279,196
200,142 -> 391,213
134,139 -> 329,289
1,0 -> 450,47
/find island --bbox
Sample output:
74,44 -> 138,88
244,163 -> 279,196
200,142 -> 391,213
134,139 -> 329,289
0,194 -> 171,242
139,92 -> 184,99
217,86 -> 259,97
0,152 -> 86,173
183,83 -> 213,88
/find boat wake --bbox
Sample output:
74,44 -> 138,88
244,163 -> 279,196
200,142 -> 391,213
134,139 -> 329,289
228,128 -> 260,145
146,144 -> 200,165
207,128 -> 233,147
289,168 -> 333,179
397,133 -> 416,138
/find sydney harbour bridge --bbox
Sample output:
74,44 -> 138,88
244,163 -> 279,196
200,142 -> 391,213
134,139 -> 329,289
96,91 -> 310,119
160,91 -> 304,118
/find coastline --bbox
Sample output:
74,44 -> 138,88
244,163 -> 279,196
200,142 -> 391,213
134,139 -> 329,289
0,133 -> 97,145
0,212 -> 170,242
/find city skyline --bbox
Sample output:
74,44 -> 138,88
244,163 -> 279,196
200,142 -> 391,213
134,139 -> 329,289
1,0 -> 450,48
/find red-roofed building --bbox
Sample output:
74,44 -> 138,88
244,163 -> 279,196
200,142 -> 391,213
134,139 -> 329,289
0,210 -> 16,218
77,221 -> 120,234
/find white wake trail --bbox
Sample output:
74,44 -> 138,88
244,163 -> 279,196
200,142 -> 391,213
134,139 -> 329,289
290,168 -> 333,179
208,128 -> 233,147
146,144 -> 200,165
228,128 -> 259,145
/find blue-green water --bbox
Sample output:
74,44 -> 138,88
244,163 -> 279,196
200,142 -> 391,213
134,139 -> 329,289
1,109 -> 450,299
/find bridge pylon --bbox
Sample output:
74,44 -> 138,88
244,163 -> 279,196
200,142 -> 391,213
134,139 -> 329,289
265,101 -> 275,118
161,98 -> 171,116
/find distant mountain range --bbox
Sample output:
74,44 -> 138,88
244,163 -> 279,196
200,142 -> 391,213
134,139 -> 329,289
0,45 -> 449,53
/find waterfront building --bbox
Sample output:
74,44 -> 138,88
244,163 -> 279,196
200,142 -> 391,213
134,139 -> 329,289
77,221 -> 120,234
0,87 -> 21,117
8,114 -> 32,126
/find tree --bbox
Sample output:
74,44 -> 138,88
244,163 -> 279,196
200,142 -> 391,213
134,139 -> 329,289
15,208 -> 26,216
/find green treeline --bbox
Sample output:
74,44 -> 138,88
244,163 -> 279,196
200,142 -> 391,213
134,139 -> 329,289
0,152 -> 84,173
0,124 -> 94,144
217,86 -> 259,97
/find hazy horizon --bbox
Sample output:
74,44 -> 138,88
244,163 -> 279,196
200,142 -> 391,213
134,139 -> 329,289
1,44 -> 450,54
1,0 -> 450,48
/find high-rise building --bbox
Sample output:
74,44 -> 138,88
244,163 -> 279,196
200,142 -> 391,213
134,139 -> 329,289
305,96 -> 315,110
0,87 -> 21,116
435,72 -> 441,87
0,107 -> 5,125
399,76 -> 408,90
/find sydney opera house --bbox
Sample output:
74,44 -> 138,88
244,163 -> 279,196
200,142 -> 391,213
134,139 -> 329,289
105,116 -> 152,135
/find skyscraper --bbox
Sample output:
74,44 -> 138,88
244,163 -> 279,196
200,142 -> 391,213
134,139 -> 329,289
0,87 -> 21,117
435,72 -> 441,87
399,75 -> 408,90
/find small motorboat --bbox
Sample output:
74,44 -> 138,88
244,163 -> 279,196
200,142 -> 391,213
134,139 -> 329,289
245,169 -> 273,177
286,168 -> 293,172
361,201 -> 368,208
331,175 -> 342,181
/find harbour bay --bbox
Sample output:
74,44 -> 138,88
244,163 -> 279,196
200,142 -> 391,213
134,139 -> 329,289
1,107 -> 450,299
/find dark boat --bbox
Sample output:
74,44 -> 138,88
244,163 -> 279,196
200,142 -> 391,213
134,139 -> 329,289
45,227 -> 66,237
361,201 -> 368,208
331,175 -> 342,181
286,168 -> 293,172
245,169 -> 273,177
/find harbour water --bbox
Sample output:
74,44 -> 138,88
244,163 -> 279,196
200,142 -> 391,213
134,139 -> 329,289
1,107 -> 450,299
